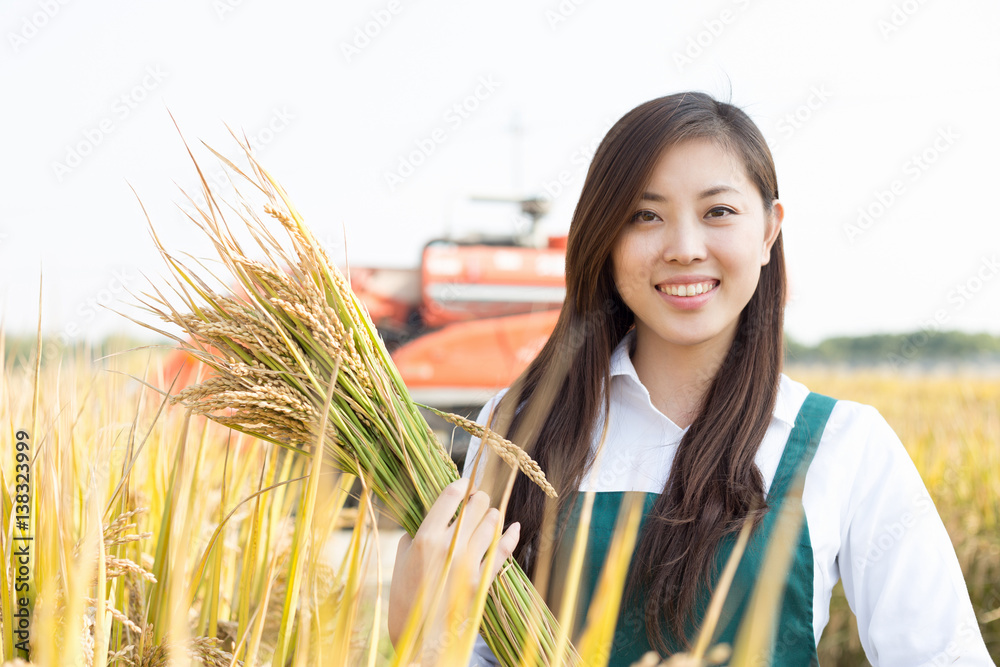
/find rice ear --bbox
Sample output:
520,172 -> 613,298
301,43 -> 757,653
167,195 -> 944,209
422,405 -> 558,499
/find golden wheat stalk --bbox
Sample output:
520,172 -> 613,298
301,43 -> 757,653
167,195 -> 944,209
127,127 -> 576,667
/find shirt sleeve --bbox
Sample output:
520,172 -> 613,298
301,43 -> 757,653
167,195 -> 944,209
837,404 -> 994,666
468,636 -> 502,667
461,391 -> 507,487
461,394 -> 505,667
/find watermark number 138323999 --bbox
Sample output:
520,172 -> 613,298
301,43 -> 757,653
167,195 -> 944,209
13,429 -> 33,657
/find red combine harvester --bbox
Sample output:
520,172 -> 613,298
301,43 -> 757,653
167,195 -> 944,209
165,197 -> 566,463
345,196 -> 565,460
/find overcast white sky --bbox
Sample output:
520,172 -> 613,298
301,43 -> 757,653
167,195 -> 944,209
1,0 -> 998,346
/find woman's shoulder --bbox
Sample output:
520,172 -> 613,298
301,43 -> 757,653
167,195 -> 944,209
781,373 -> 929,532
778,372 -> 917,502
778,372 -> 899,448
763,375 -> 874,500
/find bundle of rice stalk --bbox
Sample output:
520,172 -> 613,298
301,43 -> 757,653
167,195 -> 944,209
128,131 -> 575,667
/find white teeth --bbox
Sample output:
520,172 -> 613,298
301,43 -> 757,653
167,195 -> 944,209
656,281 -> 717,297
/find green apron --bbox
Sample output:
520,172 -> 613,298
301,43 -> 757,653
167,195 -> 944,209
553,392 -> 836,666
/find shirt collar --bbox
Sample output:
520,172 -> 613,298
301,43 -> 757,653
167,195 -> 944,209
609,328 -> 640,383
609,329 -> 798,429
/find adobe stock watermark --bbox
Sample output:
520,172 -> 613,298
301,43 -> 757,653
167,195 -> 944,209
917,615 -> 985,667
213,0 -> 248,20
594,447 -> 642,490
50,65 -> 169,183
673,0 -> 755,72
877,0 -> 930,40
769,85 -> 833,154
340,0 -> 405,63
315,230 -> 346,260
539,115 -> 616,202
178,106 -> 295,217
383,75 -> 502,193
544,0 -> 587,31
887,253 -> 999,369
740,620 -> 817,667
946,254 -> 999,312
499,212 -> 533,237
853,490 -> 934,574
45,267 -> 139,361
7,0 -> 72,53
842,126 -> 958,244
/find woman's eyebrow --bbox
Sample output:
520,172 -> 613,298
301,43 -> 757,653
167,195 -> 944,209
640,184 -> 741,202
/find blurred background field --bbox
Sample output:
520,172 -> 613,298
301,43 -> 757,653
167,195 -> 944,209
1,337 -> 996,665
788,366 -> 1000,664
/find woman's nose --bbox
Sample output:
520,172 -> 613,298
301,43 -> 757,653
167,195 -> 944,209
660,215 -> 707,264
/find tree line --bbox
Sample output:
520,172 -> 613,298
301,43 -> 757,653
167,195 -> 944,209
4,330 -> 1000,369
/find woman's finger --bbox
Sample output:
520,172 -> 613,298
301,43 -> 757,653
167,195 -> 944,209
420,478 -> 477,534
466,507 -> 503,562
453,489 -> 493,544
483,522 -> 520,583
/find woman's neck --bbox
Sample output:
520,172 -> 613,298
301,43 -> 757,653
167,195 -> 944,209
628,324 -> 736,429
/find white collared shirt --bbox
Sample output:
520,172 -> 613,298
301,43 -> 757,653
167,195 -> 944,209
463,330 -> 994,666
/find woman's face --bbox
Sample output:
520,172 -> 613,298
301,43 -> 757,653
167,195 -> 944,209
611,138 -> 783,356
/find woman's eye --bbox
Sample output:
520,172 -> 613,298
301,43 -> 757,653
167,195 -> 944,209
707,206 -> 735,218
631,210 -> 659,223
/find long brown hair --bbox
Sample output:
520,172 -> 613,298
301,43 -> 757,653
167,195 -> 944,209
485,91 -> 785,654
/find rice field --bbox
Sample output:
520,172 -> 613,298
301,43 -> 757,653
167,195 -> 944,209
0,342 -> 996,666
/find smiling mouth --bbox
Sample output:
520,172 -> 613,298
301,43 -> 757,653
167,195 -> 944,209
656,281 -> 719,297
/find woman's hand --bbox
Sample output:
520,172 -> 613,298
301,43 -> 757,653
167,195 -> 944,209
388,478 -> 521,654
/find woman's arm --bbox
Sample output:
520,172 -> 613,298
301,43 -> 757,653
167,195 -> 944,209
838,405 -> 994,666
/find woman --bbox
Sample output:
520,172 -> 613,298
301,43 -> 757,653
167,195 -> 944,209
388,92 -> 994,666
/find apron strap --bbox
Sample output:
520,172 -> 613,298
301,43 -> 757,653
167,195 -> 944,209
769,391 -> 838,503
712,390 -> 838,665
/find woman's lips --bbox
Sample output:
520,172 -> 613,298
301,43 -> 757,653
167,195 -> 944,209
655,280 -> 719,309
655,279 -> 719,297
